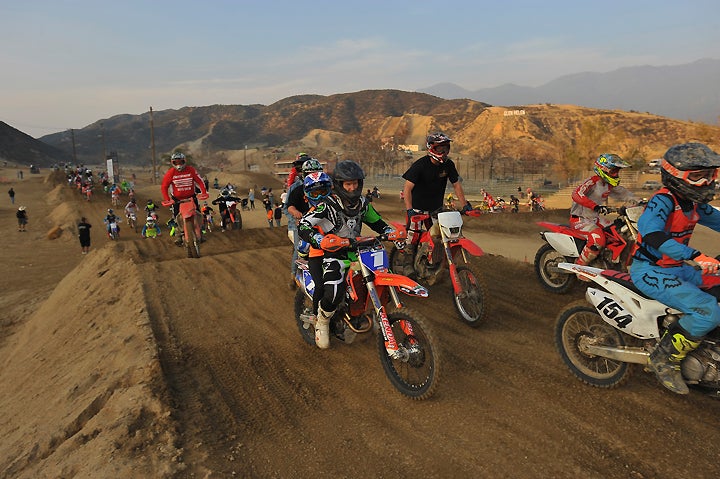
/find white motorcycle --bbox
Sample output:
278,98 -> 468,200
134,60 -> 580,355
554,262 -> 720,394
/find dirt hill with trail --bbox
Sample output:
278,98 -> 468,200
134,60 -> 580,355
2,170 -> 720,478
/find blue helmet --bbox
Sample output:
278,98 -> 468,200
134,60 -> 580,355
593,153 -> 630,187
303,171 -> 332,206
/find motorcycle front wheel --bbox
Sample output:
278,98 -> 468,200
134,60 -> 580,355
555,300 -> 632,388
377,309 -> 440,400
534,243 -> 576,294
451,266 -> 487,327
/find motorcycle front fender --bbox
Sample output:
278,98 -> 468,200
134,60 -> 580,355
543,232 -> 582,257
450,238 -> 484,256
373,271 -> 428,298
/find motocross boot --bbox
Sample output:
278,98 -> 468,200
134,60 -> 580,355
648,326 -> 701,395
315,305 -> 334,349
575,246 -> 599,282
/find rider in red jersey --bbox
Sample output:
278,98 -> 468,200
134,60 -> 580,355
161,152 -> 209,214
161,152 -> 209,240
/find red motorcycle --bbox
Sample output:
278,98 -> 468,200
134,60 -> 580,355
389,209 -> 487,327
534,205 -> 644,293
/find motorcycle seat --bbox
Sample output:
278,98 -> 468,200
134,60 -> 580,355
600,270 -> 653,299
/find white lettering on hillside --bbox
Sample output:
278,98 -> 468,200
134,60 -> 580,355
503,110 -> 526,116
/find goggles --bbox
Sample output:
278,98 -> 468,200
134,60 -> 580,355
306,186 -> 330,200
663,161 -> 718,186
171,158 -> 186,166
431,143 -> 451,155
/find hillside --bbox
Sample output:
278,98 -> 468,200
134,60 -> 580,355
29,90 -> 720,174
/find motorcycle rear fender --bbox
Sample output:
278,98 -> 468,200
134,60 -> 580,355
450,238 -> 484,256
542,232 -> 583,257
373,271 -> 428,298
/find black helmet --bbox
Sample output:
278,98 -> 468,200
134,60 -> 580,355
332,160 -> 365,211
293,152 -> 309,168
426,132 -> 452,163
661,143 -> 720,204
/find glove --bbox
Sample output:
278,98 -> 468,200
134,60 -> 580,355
407,209 -> 420,221
161,200 -> 174,207
461,202 -> 473,215
197,192 -> 209,201
320,234 -> 351,253
594,204 -> 609,215
694,253 -> 720,275
297,240 -> 310,259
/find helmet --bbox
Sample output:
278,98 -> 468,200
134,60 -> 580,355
147,199 -> 153,205
146,216 -> 155,224
293,152 -> 309,168
426,132 -> 452,163
303,172 -> 332,206
661,143 -> 720,204
301,158 -> 323,176
593,153 -> 630,187
332,160 -> 365,210
220,188 -> 230,197
171,152 -> 186,171
108,209 -> 114,214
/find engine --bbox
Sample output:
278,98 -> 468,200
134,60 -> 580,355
681,342 -> 720,387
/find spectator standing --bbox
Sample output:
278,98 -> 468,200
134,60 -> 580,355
78,217 -> 92,254
274,204 -> 283,227
248,188 -> 255,209
266,208 -> 274,228
8,187 -> 15,204
16,206 -> 28,232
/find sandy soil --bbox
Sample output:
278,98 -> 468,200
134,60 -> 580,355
2,169 -> 720,478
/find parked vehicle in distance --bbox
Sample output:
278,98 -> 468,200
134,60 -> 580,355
647,159 -> 661,168
641,180 -> 662,190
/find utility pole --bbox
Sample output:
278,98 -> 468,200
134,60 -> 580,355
101,121 -> 107,160
150,107 -> 157,184
70,129 -> 77,164
244,144 -> 247,171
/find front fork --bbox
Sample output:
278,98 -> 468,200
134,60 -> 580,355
361,264 -> 413,360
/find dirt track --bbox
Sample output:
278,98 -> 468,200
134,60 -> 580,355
2,172 -> 720,478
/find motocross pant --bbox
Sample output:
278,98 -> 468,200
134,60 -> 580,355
570,217 -> 606,265
319,256 -> 350,313
630,260 -> 720,337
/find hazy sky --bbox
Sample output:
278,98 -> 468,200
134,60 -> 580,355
2,0 -> 718,138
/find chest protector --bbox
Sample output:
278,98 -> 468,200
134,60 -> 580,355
635,187 -> 699,267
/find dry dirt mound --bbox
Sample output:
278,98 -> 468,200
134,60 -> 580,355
3,173 -> 720,478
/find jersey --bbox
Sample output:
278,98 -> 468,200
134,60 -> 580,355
161,166 -> 207,202
402,155 -> 461,212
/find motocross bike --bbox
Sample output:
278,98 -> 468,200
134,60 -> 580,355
107,221 -> 120,240
555,261 -> 720,395
534,205 -> 645,294
163,195 -> 208,258
126,212 -> 138,233
294,233 -> 441,400
389,210 -> 487,327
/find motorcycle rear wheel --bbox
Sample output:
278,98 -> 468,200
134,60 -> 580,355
294,289 -> 316,346
377,309 -> 440,400
452,266 -> 487,327
534,243 -> 576,294
555,300 -> 632,388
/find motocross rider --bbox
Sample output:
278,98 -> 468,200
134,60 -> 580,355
296,171 -> 333,318
161,152 -> 209,242
401,132 -> 471,265
211,188 -> 242,231
571,153 -> 636,269
630,143 -> 720,395
103,208 -> 119,237
285,158 -> 324,288
124,198 -> 138,221
298,160 -> 396,349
